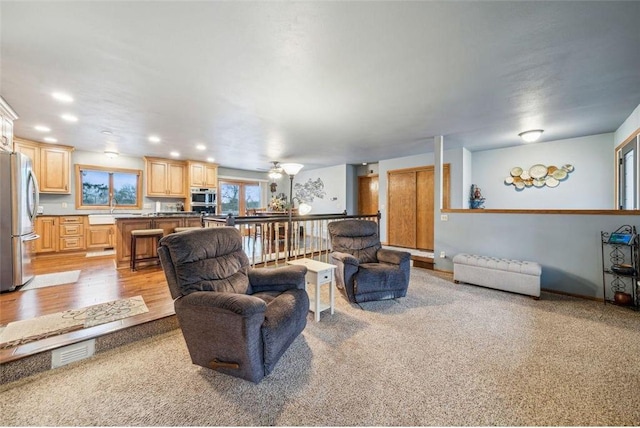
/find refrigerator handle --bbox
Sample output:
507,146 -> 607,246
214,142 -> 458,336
24,233 -> 40,241
28,169 -> 40,224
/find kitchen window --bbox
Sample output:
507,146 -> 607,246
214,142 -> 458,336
75,165 -> 143,209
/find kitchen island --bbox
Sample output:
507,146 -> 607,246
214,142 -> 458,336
114,214 -> 203,269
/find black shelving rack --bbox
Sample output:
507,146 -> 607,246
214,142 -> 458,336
601,225 -> 639,310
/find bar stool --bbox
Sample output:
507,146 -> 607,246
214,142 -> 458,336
130,228 -> 164,271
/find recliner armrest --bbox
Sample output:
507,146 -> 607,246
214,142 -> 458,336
330,251 -> 360,266
248,265 -> 307,293
377,248 -> 411,265
178,291 -> 267,316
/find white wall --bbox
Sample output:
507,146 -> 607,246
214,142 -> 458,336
615,103 -> 640,145
436,211 -> 640,299
471,133 -> 615,209
294,164 -> 348,214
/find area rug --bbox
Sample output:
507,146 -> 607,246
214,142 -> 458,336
0,296 -> 148,349
20,270 -> 81,291
86,249 -> 115,258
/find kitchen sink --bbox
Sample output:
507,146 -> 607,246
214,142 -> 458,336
87,214 -> 115,225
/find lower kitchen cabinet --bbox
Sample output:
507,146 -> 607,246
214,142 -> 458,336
58,216 -> 85,252
86,224 -> 116,249
35,216 -> 58,253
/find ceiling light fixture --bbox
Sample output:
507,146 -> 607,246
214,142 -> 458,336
61,114 -> 78,122
170,151 -> 180,157
148,135 -> 161,143
101,130 -> 113,136
196,144 -> 206,151
104,150 -> 119,158
43,137 -> 58,143
268,161 -> 283,180
52,92 -> 74,103
518,129 -> 544,143
206,157 -> 215,163
34,125 -> 51,132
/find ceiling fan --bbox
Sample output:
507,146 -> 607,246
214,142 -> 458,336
268,161 -> 283,180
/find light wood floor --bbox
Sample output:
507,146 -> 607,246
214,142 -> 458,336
0,252 -> 173,364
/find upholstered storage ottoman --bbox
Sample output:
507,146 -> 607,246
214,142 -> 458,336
453,253 -> 541,298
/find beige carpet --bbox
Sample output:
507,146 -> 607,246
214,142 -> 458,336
1,269 -> 639,426
0,296 -> 149,349
20,270 -> 81,291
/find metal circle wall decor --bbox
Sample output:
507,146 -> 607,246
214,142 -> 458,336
504,163 -> 574,190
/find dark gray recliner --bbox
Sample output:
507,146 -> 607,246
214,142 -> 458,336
158,227 -> 309,383
328,219 -> 411,303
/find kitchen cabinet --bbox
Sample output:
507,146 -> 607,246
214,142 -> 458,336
35,216 -> 58,253
188,161 -> 218,188
0,96 -> 18,152
58,216 -> 85,251
144,157 -> 186,197
86,224 -> 116,250
14,137 -> 74,194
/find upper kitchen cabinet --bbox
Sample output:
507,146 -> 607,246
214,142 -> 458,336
187,161 -> 218,188
14,137 -> 74,194
144,157 -> 186,197
0,96 -> 18,152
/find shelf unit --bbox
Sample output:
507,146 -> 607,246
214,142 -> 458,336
600,225 -> 639,309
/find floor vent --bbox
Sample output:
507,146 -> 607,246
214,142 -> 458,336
51,339 -> 95,368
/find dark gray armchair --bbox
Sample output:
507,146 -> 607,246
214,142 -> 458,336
328,219 -> 411,303
158,226 -> 309,383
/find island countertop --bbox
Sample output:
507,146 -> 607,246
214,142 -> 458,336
114,215 -> 203,269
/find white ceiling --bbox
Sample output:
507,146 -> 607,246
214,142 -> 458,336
1,1 -> 639,172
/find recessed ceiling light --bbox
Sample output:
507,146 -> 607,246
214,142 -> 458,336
101,130 -> 113,136
196,144 -> 206,151
34,125 -> 51,132
206,157 -> 215,163
170,151 -> 180,157
518,129 -> 544,143
61,114 -> 78,122
44,137 -> 58,143
51,92 -> 74,103
148,135 -> 161,143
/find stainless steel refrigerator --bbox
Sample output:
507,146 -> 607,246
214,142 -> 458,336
0,151 -> 40,292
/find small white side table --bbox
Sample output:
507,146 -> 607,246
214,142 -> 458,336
286,258 -> 336,322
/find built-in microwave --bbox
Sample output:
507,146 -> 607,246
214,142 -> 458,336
190,188 -> 216,204
190,188 -> 216,214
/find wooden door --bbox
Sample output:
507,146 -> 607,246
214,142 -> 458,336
147,160 -> 168,196
167,163 -> 185,196
387,164 -> 450,250
86,225 -> 115,249
204,164 -> 218,188
358,175 -> 379,215
40,147 -> 70,193
388,170 -> 416,248
416,169 -> 433,250
35,216 -> 58,253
